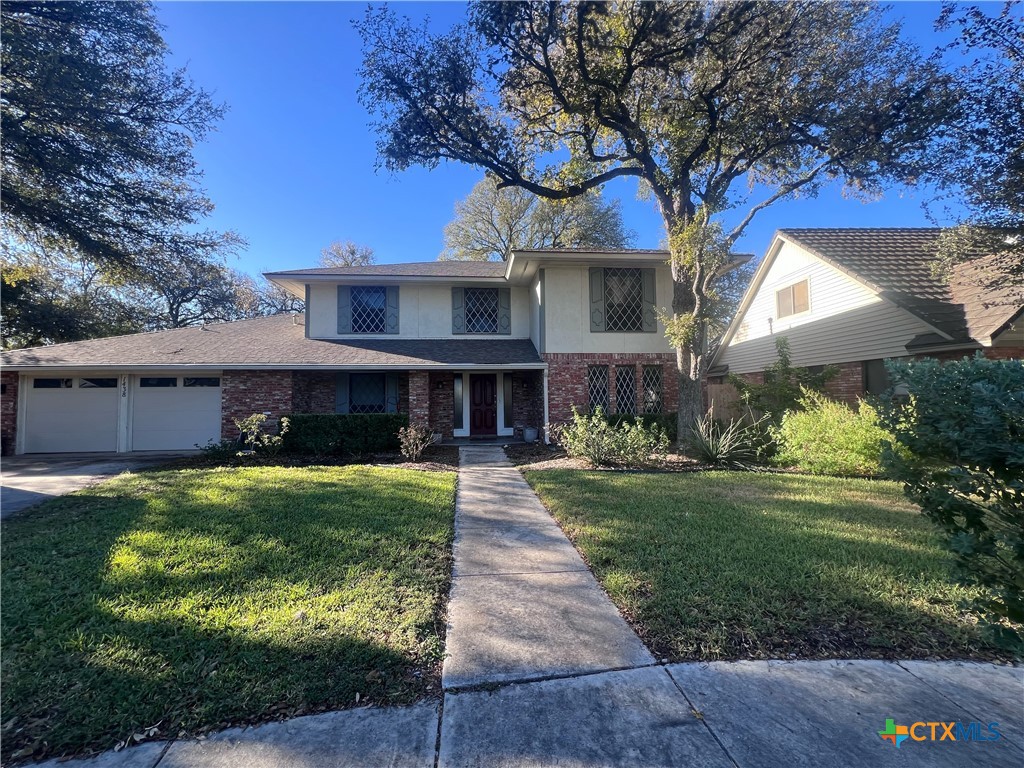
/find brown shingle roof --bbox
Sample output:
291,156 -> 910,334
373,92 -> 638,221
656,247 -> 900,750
778,228 -> 1020,343
266,261 -> 507,278
0,314 -> 544,369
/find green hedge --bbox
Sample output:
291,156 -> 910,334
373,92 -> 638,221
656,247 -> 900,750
605,412 -> 678,443
282,413 -> 408,456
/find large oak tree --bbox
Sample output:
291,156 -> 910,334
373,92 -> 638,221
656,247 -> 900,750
357,0 -> 954,431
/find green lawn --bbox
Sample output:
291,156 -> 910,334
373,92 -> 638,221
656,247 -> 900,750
524,470 -> 1005,662
1,465 -> 456,762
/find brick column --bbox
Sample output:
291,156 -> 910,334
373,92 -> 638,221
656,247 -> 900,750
408,371 -> 430,429
428,372 -> 454,439
1,371 -> 19,456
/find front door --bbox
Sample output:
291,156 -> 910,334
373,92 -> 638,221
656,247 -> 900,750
469,374 -> 497,436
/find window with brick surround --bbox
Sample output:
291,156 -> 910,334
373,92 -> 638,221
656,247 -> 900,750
615,366 -> 636,415
587,365 -> 610,413
642,365 -> 663,414
776,279 -> 809,318
350,286 -> 388,333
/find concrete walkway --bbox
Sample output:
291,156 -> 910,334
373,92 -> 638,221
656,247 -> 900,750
31,446 -> 1024,767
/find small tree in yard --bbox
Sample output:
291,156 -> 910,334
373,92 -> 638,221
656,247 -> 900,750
877,356 -> 1024,648
728,337 -> 836,422
356,1 -> 954,440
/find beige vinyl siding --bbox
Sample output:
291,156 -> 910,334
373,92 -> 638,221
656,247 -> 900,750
721,240 -> 936,374
542,265 -> 675,354
307,282 -> 531,339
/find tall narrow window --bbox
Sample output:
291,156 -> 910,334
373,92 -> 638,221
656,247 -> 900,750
587,365 -> 610,413
350,286 -> 388,333
464,287 -> 499,333
776,280 -> 809,318
642,366 -> 663,414
604,268 -> 645,332
615,366 -> 636,415
453,374 -> 464,431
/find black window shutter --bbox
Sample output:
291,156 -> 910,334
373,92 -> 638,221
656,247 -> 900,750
386,286 -> 400,334
641,269 -> 657,333
452,287 -> 466,334
497,287 -> 512,335
337,286 -> 352,334
589,268 -> 606,332
335,372 -> 350,414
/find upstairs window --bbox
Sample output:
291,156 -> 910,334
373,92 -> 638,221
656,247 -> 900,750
465,287 -> 499,333
776,280 -> 809,318
589,267 -> 657,333
350,286 -> 388,333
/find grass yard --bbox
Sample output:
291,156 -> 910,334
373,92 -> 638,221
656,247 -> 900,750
1,465 -> 456,762
524,470 -> 1007,662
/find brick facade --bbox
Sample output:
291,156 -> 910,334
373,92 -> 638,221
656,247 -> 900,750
822,362 -> 865,405
511,370 -> 544,432
1,371 -> 19,456
428,372 -> 455,439
543,352 -> 679,425
220,370 -> 294,439
291,371 -> 336,414
407,371 -> 430,429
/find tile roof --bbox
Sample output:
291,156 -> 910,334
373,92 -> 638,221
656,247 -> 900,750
0,314 -> 544,369
778,228 -> 1021,343
266,261 -> 507,278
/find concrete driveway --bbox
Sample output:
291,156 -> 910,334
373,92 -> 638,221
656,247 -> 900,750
1,453 -> 188,518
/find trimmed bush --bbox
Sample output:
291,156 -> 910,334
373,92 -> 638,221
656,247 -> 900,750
774,390 -> 894,476
282,413 -> 408,456
605,412 -> 678,443
876,355 -> 1024,647
555,406 -> 669,467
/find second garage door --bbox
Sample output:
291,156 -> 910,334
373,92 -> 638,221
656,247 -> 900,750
24,376 -> 119,453
132,376 -> 222,451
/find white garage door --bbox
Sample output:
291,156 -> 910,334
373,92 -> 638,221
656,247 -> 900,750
24,376 -> 119,453
131,376 -> 222,451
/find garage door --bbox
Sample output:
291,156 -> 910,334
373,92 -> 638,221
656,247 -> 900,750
131,376 -> 221,451
24,376 -> 119,453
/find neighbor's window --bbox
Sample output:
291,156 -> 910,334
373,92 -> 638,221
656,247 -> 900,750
776,280 -> 809,318
140,377 -> 176,387
642,365 -> 663,414
79,378 -> 117,388
615,366 -> 636,415
33,378 -> 72,389
464,287 -> 499,333
349,372 -> 387,414
350,286 -> 388,333
587,365 -> 610,413
604,268 -> 645,332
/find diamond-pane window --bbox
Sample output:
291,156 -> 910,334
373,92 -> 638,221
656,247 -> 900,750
615,366 -> 636,415
350,373 -> 386,413
642,365 -> 663,414
604,268 -> 645,332
351,286 -> 388,333
587,365 -> 610,413
464,287 -> 499,333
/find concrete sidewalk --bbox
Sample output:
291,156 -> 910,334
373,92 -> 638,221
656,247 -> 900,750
30,446 -> 1024,767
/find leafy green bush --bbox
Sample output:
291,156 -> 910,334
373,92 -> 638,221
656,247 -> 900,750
728,336 -> 837,421
688,411 -> 770,468
282,413 -> 408,456
773,390 -> 893,476
555,407 -> 669,467
235,413 -> 290,457
876,355 -> 1024,647
605,412 -> 678,443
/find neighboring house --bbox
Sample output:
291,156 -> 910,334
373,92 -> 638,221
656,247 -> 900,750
0,250 -> 681,454
709,228 -> 1023,404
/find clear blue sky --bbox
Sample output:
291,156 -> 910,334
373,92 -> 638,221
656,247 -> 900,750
155,1 -> 965,275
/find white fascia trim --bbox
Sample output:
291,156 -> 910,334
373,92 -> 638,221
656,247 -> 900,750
4,363 -> 548,372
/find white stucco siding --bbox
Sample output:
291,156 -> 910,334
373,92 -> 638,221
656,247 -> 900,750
542,265 -> 676,354
720,240 -> 935,373
530,273 -> 542,350
307,282 -> 531,339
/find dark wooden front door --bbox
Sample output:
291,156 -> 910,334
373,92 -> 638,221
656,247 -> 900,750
469,374 -> 497,435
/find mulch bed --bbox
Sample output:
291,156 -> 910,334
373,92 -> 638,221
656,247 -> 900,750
503,442 -> 709,472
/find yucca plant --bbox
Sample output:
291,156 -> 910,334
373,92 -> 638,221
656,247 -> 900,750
688,410 -> 768,468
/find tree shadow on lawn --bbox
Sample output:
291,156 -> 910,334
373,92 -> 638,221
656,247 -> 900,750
1,466 -> 455,762
532,471 -> 1012,664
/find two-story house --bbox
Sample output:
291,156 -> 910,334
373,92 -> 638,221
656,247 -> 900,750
0,249 -> 679,454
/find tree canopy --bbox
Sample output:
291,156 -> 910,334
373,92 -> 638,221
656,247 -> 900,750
441,177 -> 633,261
357,0 -> 953,425
320,240 -> 376,268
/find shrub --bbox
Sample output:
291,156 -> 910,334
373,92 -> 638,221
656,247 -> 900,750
604,412 -> 678,443
688,411 -> 770,468
555,407 -> 669,467
234,413 -> 290,457
728,336 -> 837,421
398,425 -> 438,462
774,391 -> 894,476
282,413 -> 408,456
876,355 -> 1024,647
